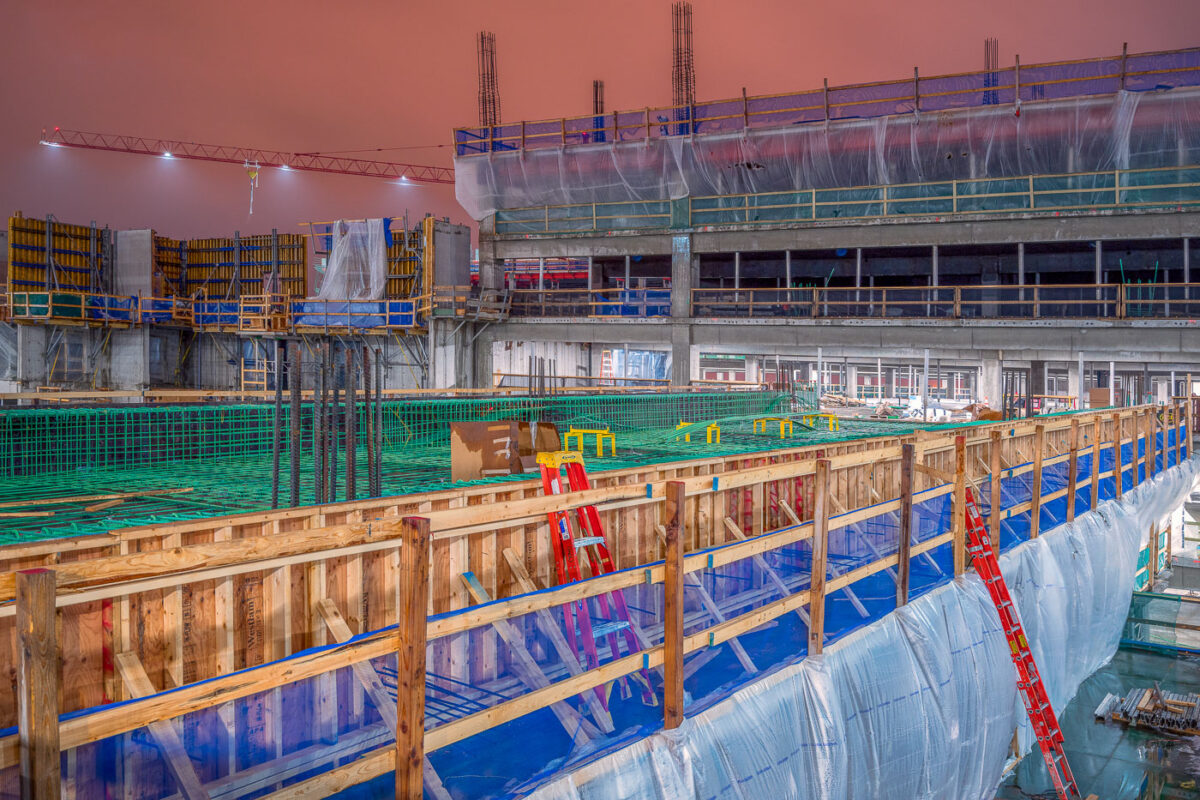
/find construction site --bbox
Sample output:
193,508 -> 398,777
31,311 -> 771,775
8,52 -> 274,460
1,4 -> 1199,799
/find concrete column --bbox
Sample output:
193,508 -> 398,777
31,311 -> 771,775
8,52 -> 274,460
734,252 -> 741,290
109,328 -> 151,390
785,250 -> 792,291
816,347 -> 823,398
921,349 -> 930,420
537,258 -> 545,291
428,318 -> 476,389
478,235 -> 502,291
980,356 -> 1003,408
587,256 -> 594,290
1185,238 -> 1190,284
114,230 -> 154,296
1067,358 -> 1082,408
1110,359 -> 1117,406
670,325 -> 692,386
670,234 -> 692,319
1095,240 -> 1103,284
624,255 -> 631,287
847,363 -> 859,400
931,246 -> 938,286
15,325 -> 48,390
1017,242 -> 1025,286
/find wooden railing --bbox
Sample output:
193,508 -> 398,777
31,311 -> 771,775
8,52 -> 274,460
0,404 -> 1188,796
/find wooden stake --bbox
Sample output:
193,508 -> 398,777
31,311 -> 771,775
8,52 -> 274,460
897,444 -> 914,606
952,435 -> 967,576
1030,425 -> 1045,538
989,430 -> 1003,559
1066,419 -> 1079,522
1090,420 -> 1101,510
809,459 -> 830,655
395,517 -> 430,799
1112,412 -> 1123,499
663,481 -> 685,730
17,569 -> 59,800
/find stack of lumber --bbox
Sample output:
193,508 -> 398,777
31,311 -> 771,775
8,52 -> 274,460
1094,686 -> 1200,735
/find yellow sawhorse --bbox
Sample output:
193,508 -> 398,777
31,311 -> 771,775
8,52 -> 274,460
800,413 -> 840,432
753,417 -> 793,438
676,420 -> 721,444
564,427 -> 616,458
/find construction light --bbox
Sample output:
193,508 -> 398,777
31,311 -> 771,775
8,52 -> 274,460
279,164 -> 291,171
163,152 -> 173,158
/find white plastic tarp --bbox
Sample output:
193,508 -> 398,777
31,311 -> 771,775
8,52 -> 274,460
527,458 -> 1199,800
315,219 -> 387,300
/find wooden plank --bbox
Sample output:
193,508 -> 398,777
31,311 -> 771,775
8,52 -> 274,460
17,569 -> 59,800
952,436 -> 967,576
809,460 -> 830,655
1029,425 -> 1046,538
315,598 -> 450,800
1090,420 -> 1101,510
114,652 -> 208,800
0,488 -> 193,510
989,430 -> 1003,558
396,517 -> 431,800
663,481 -> 685,730
897,444 -> 914,606
457,572 -> 600,742
1067,419 -> 1080,522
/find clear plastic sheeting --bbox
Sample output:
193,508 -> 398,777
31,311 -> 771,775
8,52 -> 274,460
315,219 -> 387,300
526,459 -> 1199,800
455,88 -> 1200,221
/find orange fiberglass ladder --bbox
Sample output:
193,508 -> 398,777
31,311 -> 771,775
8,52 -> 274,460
537,451 -> 655,708
964,488 -> 1091,800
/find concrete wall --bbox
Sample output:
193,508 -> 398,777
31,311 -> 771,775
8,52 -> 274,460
114,229 -> 154,297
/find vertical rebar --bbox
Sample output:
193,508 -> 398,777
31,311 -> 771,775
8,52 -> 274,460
270,340 -> 284,508
315,342 -> 326,504
345,347 -> 357,501
329,346 -> 340,501
363,345 -> 374,498
375,347 -> 384,497
289,342 -> 301,506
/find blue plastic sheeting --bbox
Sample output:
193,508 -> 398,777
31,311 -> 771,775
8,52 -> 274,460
291,300 -> 415,329
192,301 -> 239,326
85,294 -> 137,322
138,297 -> 176,323
594,290 -> 671,318
36,429 -> 1190,800
525,458 -> 1199,800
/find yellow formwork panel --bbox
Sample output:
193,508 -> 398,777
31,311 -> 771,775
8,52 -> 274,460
8,213 -> 97,294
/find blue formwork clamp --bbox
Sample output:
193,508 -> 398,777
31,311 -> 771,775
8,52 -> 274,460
712,476 -> 720,492
646,483 -> 654,498
643,652 -> 651,670
645,568 -> 654,585
706,553 -> 714,569
708,632 -> 717,648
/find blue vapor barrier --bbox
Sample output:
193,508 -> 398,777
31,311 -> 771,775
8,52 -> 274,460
593,289 -> 671,318
527,458 -> 1200,800
6,429 -> 1188,798
192,300 -> 240,327
137,297 -> 178,324
291,300 -> 416,329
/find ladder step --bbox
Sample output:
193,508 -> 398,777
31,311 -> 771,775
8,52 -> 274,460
574,536 -> 606,548
589,620 -> 630,638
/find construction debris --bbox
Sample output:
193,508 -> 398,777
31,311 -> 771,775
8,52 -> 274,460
1094,686 -> 1200,736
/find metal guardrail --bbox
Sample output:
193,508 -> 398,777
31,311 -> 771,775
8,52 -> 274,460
494,164 -> 1200,235
504,283 -> 1200,321
458,46 -> 1200,155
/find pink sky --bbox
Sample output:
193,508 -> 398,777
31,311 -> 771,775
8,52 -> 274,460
3,0 -> 1197,244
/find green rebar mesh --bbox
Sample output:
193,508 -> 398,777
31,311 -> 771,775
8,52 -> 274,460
0,389 -> 931,543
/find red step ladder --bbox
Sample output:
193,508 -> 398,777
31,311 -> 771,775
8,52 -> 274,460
963,488 -> 1084,800
538,451 -> 654,708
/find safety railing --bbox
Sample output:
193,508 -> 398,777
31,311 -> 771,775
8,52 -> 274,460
509,288 -> 671,318
238,293 -> 289,332
9,290 -> 140,325
493,164 -> 1200,235
688,283 -> 1200,321
291,299 -> 417,331
457,46 -> 1200,155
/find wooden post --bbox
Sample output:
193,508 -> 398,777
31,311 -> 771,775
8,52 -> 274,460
809,459 -> 830,655
1112,412 -> 1124,499
1148,523 -> 1159,588
17,569 -> 59,800
953,435 -> 967,576
1091,419 -> 1101,510
896,444 -> 914,607
396,517 -> 431,800
1175,400 -> 1183,466
1066,419 -> 1080,522
989,430 -> 1003,558
663,480 -> 686,730
1030,425 -> 1046,538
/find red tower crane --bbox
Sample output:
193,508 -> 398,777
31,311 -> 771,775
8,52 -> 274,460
38,127 -> 455,184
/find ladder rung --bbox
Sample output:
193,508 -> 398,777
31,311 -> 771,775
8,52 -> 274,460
574,536 -> 606,548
